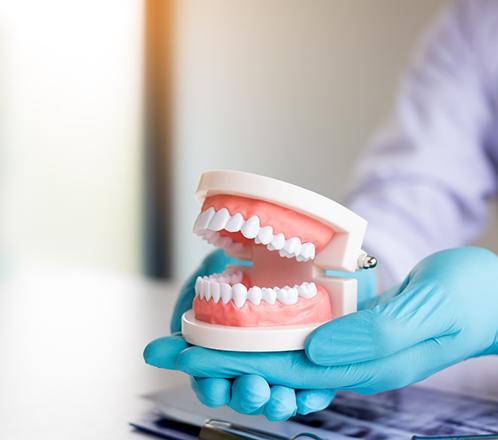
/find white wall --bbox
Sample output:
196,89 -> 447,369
0,0 -> 143,273
172,0 -> 454,279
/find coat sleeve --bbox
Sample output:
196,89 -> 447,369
347,0 -> 497,288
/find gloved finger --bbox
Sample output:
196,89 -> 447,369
176,348 -> 335,389
191,372 -> 334,417
228,375 -> 270,415
143,335 -> 189,369
305,281 -> 455,366
348,333 -> 463,394
357,283 -> 402,311
264,386 -> 297,421
190,377 -> 231,407
296,389 -> 335,415
176,334 -> 459,392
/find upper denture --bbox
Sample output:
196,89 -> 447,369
194,194 -> 334,262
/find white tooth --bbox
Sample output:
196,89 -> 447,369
276,287 -> 289,304
204,280 -> 212,301
308,282 -> 317,296
200,279 -> 209,299
300,243 -> 315,260
286,287 -> 298,304
257,226 -> 273,245
232,283 -> 247,308
247,286 -> 262,305
275,286 -> 298,305
220,282 -> 232,304
197,279 -> 203,299
195,276 -> 202,296
208,208 -> 230,231
284,237 -> 302,256
193,214 -> 202,234
309,244 -> 316,259
225,213 -> 244,232
279,249 -> 294,258
194,207 -> 215,233
268,233 -> 285,251
211,282 -> 221,303
298,282 -> 317,299
241,216 -> 260,239
262,287 -> 276,305
297,283 -> 311,298
296,255 -> 306,262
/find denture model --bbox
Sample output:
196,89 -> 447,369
182,170 -> 376,352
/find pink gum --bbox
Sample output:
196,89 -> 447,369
202,195 -> 334,252
193,284 -> 332,327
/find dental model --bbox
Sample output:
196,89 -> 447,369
182,170 -> 376,352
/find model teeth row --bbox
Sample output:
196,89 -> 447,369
195,273 -> 318,308
197,230 -> 246,255
193,207 -> 316,262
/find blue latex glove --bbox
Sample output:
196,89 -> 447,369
146,247 -> 498,420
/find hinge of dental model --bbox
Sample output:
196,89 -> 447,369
358,252 -> 377,270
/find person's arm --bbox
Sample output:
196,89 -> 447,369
348,0 -> 497,289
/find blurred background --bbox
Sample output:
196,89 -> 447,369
1,0 -> 496,282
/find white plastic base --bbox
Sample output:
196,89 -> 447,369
181,310 -> 322,352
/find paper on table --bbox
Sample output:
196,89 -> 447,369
142,386 -> 339,439
137,385 -> 498,440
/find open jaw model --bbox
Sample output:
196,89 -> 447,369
181,170 -> 376,352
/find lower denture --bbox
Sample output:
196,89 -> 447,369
193,283 -> 332,327
193,272 -> 332,327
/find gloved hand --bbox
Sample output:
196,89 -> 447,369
145,247 -> 498,420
